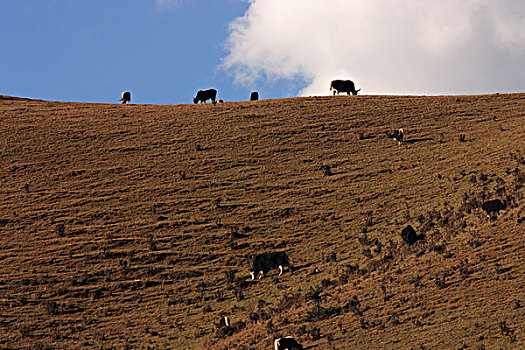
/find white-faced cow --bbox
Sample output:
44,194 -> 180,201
393,128 -> 404,145
330,80 -> 360,95
274,336 -> 303,350
193,89 -> 217,104
250,251 -> 291,279
250,91 -> 259,101
120,91 -> 131,104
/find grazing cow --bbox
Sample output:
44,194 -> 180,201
250,251 -> 291,279
193,89 -> 217,104
120,91 -> 131,104
275,337 -> 303,350
393,128 -> 404,145
401,225 -> 424,245
250,91 -> 259,101
330,80 -> 361,95
481,199 -> 505,217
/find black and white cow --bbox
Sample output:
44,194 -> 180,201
393,128 -> 404,145
250,251 -> 291,279
274,336 -> 303,350
120,91 -> 131,104
250,91 -> 259,101
330,80 -> 360,95
193,89 -> 217,104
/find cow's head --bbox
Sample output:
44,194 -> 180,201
193,97 -> 198,104
352,88 -> 361,95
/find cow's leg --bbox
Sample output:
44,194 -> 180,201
258,271 -> 264,279
279,265 -> 283,276
250,271 -> 255,280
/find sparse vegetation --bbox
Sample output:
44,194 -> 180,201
0,94 -> 523,349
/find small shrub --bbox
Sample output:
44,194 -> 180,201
234,288 -> 244,301
202,305 -> 212,313
306,286 -> 323,320
363,210 -> 374,228
297,325 -> 307,336
265,320 -> 276,334
321,278 -> 333,288
343,295 -> 362,316
321,164 -> 332,176
278,293 -> 301,311
499,320 -> 517,342
338,270 -> 349,285
225,270 -> 236,288
146,234 -> 157,251
435,275 -> 448,289
215,290 -> 225,302
19,325 -> 31,337
309,326 -> 321,340
44,300 -> 58,316
55,223 -> 66,237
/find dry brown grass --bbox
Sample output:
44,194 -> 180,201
0,93 -> 523,349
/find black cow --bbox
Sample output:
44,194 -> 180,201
330,79 -> 361,95
250,251 -> 291,279
274,337 -> 303,350
193,89 -> 217,104
250,91 -> 259,101
481,199 -> 505,216
120,91 -> 131,104
401,225 -> 424,245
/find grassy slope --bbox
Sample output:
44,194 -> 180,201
0,94 -> 523,349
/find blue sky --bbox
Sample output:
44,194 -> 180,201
2,1 -> 525,104
0,0 -> 303,104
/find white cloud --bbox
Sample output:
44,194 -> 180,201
223,0 -> 525,95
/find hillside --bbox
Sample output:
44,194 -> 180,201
0,93 -> 523,349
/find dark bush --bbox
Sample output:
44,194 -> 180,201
55,223 -> 66,237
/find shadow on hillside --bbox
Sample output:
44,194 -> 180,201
404,137 -> 433,144
328,170 -> 346,176
292,262 -> 314,272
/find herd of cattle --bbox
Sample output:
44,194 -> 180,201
120,79 -> 513,349
216,194 -> 508,348
119,79 -> 360,105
